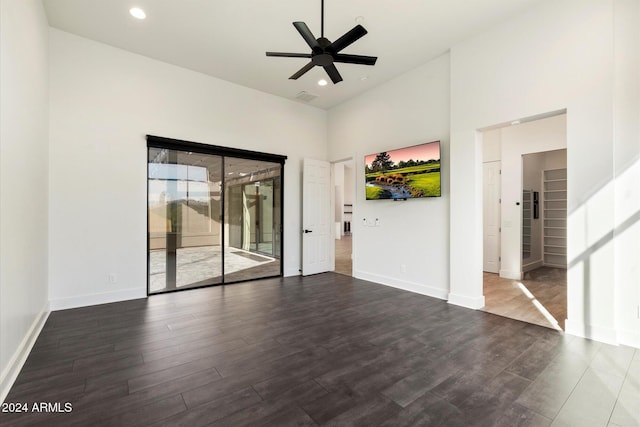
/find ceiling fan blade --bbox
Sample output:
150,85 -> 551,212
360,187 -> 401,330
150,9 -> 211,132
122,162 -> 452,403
329,25 -> 368,53
323,64 -> 343,84
333,54 -> 377,66
293,22 -> 319,49
289,61 -> 316,80
266,52 -> 312,58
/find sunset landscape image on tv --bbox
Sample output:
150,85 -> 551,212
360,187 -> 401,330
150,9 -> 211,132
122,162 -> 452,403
365,141 -> 441,200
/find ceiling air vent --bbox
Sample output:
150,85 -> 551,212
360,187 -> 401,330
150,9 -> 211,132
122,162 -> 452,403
294,91 -> 318,103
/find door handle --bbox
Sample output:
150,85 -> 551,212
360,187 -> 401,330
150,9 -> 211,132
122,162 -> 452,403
304,229 -> 313,233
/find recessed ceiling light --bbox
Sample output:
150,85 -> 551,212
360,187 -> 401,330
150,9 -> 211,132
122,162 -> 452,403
360,75 -> 369,81
511,120 -> 521,125
355,16 -> 365,23
129,7 -> 146,19
318,79 -> 328,86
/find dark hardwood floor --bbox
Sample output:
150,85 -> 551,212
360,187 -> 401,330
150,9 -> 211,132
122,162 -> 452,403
1,273 -> 637,426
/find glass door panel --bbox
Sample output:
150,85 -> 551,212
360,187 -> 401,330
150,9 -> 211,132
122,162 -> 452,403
148,149 -> 223,294
242,182 -> 258,252
258,180 -> 274,256
273,176 -> 281,258
223,157 -> 282,282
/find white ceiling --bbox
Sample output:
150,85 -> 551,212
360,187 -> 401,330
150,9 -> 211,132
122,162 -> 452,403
42,0 -> 544,110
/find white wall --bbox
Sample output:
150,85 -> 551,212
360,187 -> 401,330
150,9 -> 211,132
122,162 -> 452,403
328,53 -> 450,299
449,0 -> 640,346
497,115 -> 567,279
482,130 -> 501,163
48,29 -> 327,309
0,0 -> 50,402
613,0 -> 640,348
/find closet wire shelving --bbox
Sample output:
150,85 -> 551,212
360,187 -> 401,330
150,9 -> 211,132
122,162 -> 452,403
543,168 -> 567,268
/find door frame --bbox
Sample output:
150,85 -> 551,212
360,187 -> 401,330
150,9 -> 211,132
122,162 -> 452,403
146,135 -> 287,295
330,157 -> 356,276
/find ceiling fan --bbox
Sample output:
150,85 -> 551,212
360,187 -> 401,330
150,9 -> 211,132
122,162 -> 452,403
266,0 -> 377,84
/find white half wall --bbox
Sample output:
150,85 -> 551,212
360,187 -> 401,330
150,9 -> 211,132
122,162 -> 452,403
450,0 -> 640,345
0,0 -> 50,402
613,0 -> 640,348
328,53 -> 450,301
48,29 -> 327,308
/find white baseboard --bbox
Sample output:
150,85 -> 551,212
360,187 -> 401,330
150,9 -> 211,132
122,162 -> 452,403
447,292 -> 485,310
1,302 -> 50,404
283,268 -> 301,277
50,287 -> 146,311
499,269 -> 522,280
565,319 -> 619,346
523,260 -> 543,273
353,270 -> 448,300
617,328 -> 640,349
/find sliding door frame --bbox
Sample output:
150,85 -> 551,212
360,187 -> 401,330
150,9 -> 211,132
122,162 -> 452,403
146,134 -> 287,296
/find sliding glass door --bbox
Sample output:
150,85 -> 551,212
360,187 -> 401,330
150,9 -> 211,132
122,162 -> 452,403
223,157 -> 282,283
147,137 -> 285,295
148,148 -> 223,293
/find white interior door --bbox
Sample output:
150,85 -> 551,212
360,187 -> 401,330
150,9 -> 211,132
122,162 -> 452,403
302,158 -> 332,275
483,161 -> 501,273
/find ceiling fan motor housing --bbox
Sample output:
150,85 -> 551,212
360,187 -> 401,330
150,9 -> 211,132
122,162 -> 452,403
312,38 -> 334,66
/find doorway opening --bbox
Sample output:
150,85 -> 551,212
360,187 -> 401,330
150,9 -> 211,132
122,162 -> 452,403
332,159 -> 354,276
480,114 -> 568,331
147,136 -> 286,295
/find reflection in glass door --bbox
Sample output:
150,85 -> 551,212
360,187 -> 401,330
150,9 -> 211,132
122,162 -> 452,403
148,139 -> 285,295
148,148 -> 223,293
223,158 -> 282,283
241,179 -> 274,254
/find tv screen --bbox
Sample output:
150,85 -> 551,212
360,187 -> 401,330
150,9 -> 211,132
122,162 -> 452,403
365,141 -> 441,200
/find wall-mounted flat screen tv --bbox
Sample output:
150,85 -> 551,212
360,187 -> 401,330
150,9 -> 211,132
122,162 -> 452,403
365,141 -> 441,200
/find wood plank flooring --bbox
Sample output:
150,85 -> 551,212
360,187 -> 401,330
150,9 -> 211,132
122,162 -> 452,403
1,273 -> 637,426
482,267 -> 567,331
334,235 -> 352,276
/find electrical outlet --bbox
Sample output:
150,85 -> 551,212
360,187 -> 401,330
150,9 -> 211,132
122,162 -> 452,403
108,273 -> 117,284
401,264 -> 407,273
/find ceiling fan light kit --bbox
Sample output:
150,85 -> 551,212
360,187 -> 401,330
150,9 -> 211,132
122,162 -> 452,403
266,0 -> 377,84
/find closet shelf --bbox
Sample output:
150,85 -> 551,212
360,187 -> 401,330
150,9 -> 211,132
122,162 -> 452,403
543,168 -> 567,269
522,189 -> 532,261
